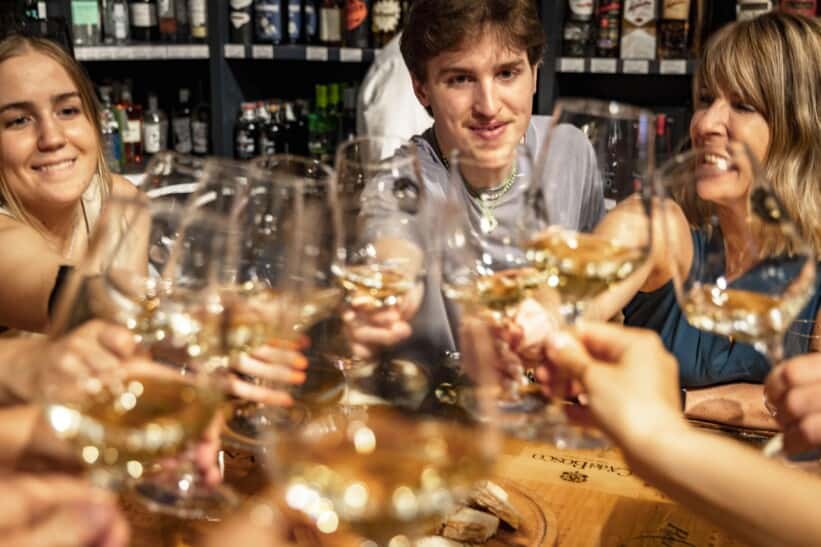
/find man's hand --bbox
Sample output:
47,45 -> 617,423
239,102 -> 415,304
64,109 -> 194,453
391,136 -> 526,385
0,474 -> 129,547
225,339 -> 310,407
765,353 -> 821,454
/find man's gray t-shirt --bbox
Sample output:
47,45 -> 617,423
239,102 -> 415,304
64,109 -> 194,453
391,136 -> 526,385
362,115 -> 605,368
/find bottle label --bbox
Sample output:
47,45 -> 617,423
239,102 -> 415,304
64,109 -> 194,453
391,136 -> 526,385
662,0 -> 689,19
173,118 -> 193,153
130,4 -> 158,27
624,0 -> 655,26
256,1 -> 282,41
288,0 -> 302,41
231,12 -> 251,28
345,0 -> 368,31
37,1 -> 47,18
190,0 -> 207,36
569,0 -> 595,18
236,131 -> 256,158
305,4 -> 317,37
319,8 -> 341,42
372,0 -> 400,32
113,5 -> 128,38
230,0 -> 253,8
71,1 -> 100,25
192,121 -> 209,153
122,119 -> 141,143
158,0 -> 174,17
143,123 -> 161,154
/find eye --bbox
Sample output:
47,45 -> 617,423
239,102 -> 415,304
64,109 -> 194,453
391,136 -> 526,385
498,68 -> 520,81
4,115 -> 31,129
58,105 -> 82,118
697,93 -> 714,107
447,74 -> 472,86
731,101 -> 757,113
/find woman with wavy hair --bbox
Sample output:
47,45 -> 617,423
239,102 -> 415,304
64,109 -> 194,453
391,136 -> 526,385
572,12 -> 821,428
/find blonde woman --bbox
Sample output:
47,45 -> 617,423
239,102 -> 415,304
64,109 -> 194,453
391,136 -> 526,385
0,35 -> 303,408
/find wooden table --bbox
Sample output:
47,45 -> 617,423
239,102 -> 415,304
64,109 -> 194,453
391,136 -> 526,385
124,428 -> 754,547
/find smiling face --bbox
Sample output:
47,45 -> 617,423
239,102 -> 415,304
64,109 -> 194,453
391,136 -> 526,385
689,87 -> 771,208
411,27 -> 538,185
0,49 -> 99,219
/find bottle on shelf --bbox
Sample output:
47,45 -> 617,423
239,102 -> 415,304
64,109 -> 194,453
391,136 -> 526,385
229,0 -> 254,44
304,0 -> 320,44
620,0 -> 657,59
192,83 -> 210,156
340,84 -> 357,143
99,86 -> 123,173
189,0 -> 207,41
595,0 -> 622,57
343,0 -> 370,48
119,83 -> 143,169
327,82 -> 342,148
235,102 -> 259,159
175,0 -> 190,41
24,0 -> 47,20
172,87 -> 193,154
309,84 -> 331,163
142,92 -> 168,160
371,0 -> 401,48
255,101 -> 275,155
103,0 -> 130,44
130,0 -> 159,42
71,0 -> 103,46
562,0 -> 594,57
319,0 -> 342,47
736,0 -> 773,20
267,101 -> 286,153
285,0 -> 303,44
780,0 -> 816,16
658,0 -> 691,58
255,0 -> 283,44
158,0 -> 178,42
293,99 -> 311,156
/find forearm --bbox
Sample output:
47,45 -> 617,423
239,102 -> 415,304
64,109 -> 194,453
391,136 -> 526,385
623,422 -> 821,547
0,337 -> 46,405
0,405 -> 41,467
685,383 -> 776,430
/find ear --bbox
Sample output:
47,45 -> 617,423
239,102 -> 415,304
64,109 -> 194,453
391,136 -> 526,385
412,76 -> 431,108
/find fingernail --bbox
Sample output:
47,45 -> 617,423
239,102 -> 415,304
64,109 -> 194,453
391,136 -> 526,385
291,354 -> 308,369
289,371 -> 307,384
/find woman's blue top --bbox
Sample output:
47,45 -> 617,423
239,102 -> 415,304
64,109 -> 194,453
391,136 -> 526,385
624,229 -> 821,388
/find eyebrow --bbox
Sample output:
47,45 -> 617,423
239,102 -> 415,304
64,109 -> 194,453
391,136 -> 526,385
437,60 -> 526,78
0,92 -> 81,116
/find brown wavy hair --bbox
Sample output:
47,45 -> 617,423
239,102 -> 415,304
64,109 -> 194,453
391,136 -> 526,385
681,12 -> 821,255
0,35 -> 112,241
400,0 -> 546,82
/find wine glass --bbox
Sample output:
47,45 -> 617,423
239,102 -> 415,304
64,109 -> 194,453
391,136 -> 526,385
45,196 -> 238,520
142,151 -> 208,206
219,155 -> 346,450
656,143 -> 816,457
330,136 -> 431,407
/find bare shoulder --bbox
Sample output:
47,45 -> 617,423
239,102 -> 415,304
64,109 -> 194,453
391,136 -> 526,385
111,174 -> 145,199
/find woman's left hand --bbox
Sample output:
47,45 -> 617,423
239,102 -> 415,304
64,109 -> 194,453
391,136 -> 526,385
224,339 -> 310,407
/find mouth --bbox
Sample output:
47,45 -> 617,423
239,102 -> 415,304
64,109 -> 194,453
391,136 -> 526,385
32,158 -> 77,174
468,121 -> 509,141
700,152 -> 731,171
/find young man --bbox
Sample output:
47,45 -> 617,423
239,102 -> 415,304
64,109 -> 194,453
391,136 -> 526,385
345,0 -> 604,367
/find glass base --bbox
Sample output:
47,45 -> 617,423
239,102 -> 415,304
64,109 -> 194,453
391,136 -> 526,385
129,477 -> 239,521
221,401 -> 310,451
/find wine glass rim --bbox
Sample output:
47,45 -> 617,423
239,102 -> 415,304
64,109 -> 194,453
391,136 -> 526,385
334,135 -> 419,171
554,97 -> 656,119
252,153 -> 335,177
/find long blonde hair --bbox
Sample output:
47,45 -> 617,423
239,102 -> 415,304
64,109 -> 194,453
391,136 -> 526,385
0,35 -> 113,240
680,12 -> 821,255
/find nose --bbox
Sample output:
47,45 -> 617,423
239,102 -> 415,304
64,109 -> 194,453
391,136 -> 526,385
472,79 -> 500,119
691,98 -> 730,142
37,114 -> 67,151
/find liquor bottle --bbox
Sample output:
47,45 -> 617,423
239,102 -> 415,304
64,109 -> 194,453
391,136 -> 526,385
343,0 -> 370,48
191,83 -> 210,156
621,0 -> 656,59
176,0 -> 190,40
235,103 -> 259,159
99,86 -> 123,173
142,92 -> 167,160
189,0 -> 207,41
267,101 -> 286,153
371,0 -> 400,48
309,84 -> 331,162
119,85 -> 143,168
104,0 -> 130,44
303,0 -> 320,44
24,0 -> 47,20
71,0 -> 102,45
255,101 -> 275,156
319,0 -> 342,46
340,84 -> 357,143
286,0 -> 303,43
781,0 -> 816,16
658,0 -> 690,58
229,0 -> 254,44
736,0 -> 772,20
158,0 -> 177,42
562,0 -> 594,57
255,0 -> 283,43
293,99 -> 311,155
327,82 -> 341,150
130,0 -> 158,42
172,88 -> 193,154
595,1 -> 622,57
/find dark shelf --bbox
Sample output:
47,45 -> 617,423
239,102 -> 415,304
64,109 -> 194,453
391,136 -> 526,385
225,43 -> 377,63
75,44 -> 209,61
555,57 -> 698,76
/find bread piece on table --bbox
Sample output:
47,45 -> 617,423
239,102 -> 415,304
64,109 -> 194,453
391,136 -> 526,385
440,506 -> 499,543
469,480 -> 521,530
